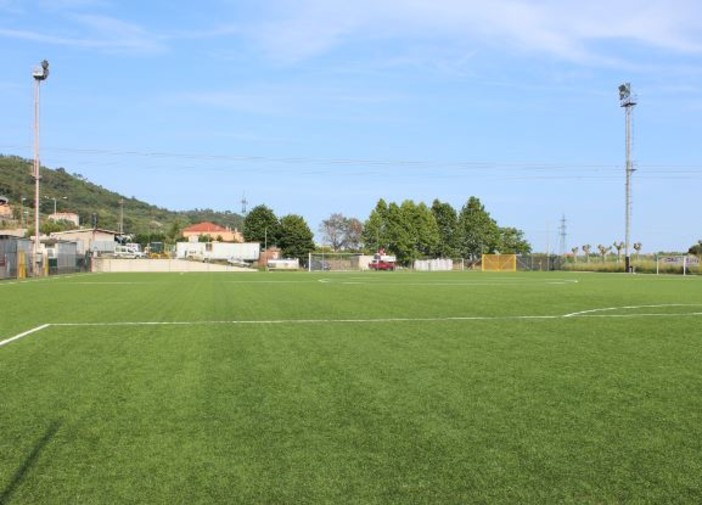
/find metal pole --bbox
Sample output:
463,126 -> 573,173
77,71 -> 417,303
119,198 -> 124,234
619,83 -> 636,273
33,77 -> 41,274
624,104 -> 632,273
32,60 -> 49,276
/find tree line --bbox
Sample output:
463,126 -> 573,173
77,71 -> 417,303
243,196 -> 531,266
361,197 -> 531,265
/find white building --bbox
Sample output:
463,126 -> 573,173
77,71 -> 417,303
49,212 -> 80,226
50,228 -> 119,255
176,241 -> 260,262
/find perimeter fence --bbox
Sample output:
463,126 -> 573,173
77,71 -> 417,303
0,237 -> 89,280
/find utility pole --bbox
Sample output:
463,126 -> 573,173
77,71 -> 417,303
32,60 -> 49,275
45,195 -> 66,215
20,197 -> 26,229
619,83 -> 637,273
119,198 -> 124,234
241,192 -> 248,215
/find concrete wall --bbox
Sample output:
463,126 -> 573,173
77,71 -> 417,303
93,258 -> 255,273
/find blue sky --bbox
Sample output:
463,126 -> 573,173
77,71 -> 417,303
1,0 -> 701,253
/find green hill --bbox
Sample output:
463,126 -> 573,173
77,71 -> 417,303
0,154 -> 244,238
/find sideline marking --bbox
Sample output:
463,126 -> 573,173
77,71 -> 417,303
0,324 -> 51,348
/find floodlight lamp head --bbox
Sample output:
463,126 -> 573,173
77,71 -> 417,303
618,82 -> 630,101
32,59 -> 49,81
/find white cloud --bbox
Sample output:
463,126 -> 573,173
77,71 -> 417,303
0,12 -> 165,54
242,0 -> 702,64
38,0 -> 109,9
70,13 -> 166,53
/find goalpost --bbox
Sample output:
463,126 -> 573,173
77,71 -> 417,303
481,254 -> 517,272
308,252 -> 363,271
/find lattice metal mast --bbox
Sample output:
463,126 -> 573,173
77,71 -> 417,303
558,214 -> 567,256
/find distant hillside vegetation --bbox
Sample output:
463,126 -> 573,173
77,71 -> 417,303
0,154 -> 244,236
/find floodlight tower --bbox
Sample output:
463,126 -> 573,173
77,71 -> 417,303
32,59 -> 50,274
619,82 -> 636,273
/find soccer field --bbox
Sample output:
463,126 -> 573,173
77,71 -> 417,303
1,271 -> 701,504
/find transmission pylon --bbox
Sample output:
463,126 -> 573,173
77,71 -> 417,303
241,192 -> 248,215
558,214 -> 567,256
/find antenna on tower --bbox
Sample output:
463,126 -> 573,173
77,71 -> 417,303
241,191 -> 248,215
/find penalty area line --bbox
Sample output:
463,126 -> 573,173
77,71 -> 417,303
48,305 -> 702,329
0,324 -> 51,348
51,315 -> 562,328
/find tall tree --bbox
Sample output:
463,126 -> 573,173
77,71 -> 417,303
344,217 -> 363,252
457,196 -> 500,258
319,212 -> 347,251
497,226 -> 531,254
319,213 -> 364,252
402,200 -> 440,260
633,242 -> 643,258
278,214 -> 315,262
384,202 -> 414,264
243,205 -> 280,247
431,199 -> 459,258
613,241 -> 625,263
362,199 -> 389,253
167,220 -> 184,244
597,244 -> 612,262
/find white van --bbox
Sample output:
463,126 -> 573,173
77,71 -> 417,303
113,245 -> 137,258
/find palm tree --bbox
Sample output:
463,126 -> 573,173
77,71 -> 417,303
571,246 -> 579,263
582,244 -> 591,263
633,242 -> 642,259
613,241 -> 625,263
597,244 -> 612,263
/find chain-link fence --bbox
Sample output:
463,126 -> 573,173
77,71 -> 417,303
0,237 -> 90,280
0,237 -> 33,279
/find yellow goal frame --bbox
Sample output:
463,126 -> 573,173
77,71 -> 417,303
481,254 -> 517,272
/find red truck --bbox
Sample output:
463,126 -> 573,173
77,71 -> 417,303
369,254 -> 396,271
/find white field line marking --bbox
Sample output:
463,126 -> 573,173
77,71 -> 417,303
51,315 -> 560,327
2,306 -> 693,339
70,281 -> 163,285
564,312 -> 702,318
48,305 -> 702,328
0,272 -> 94,288
0,324 -> 51,348
318,278 -> 579,287
564,304 -> 702,318
222,280 -> 321,284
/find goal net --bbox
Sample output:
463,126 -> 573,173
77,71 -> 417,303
308,252 -> 363,271
481,254 -> 517,272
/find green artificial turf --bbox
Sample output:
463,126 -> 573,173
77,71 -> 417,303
1,271 -> 701,503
